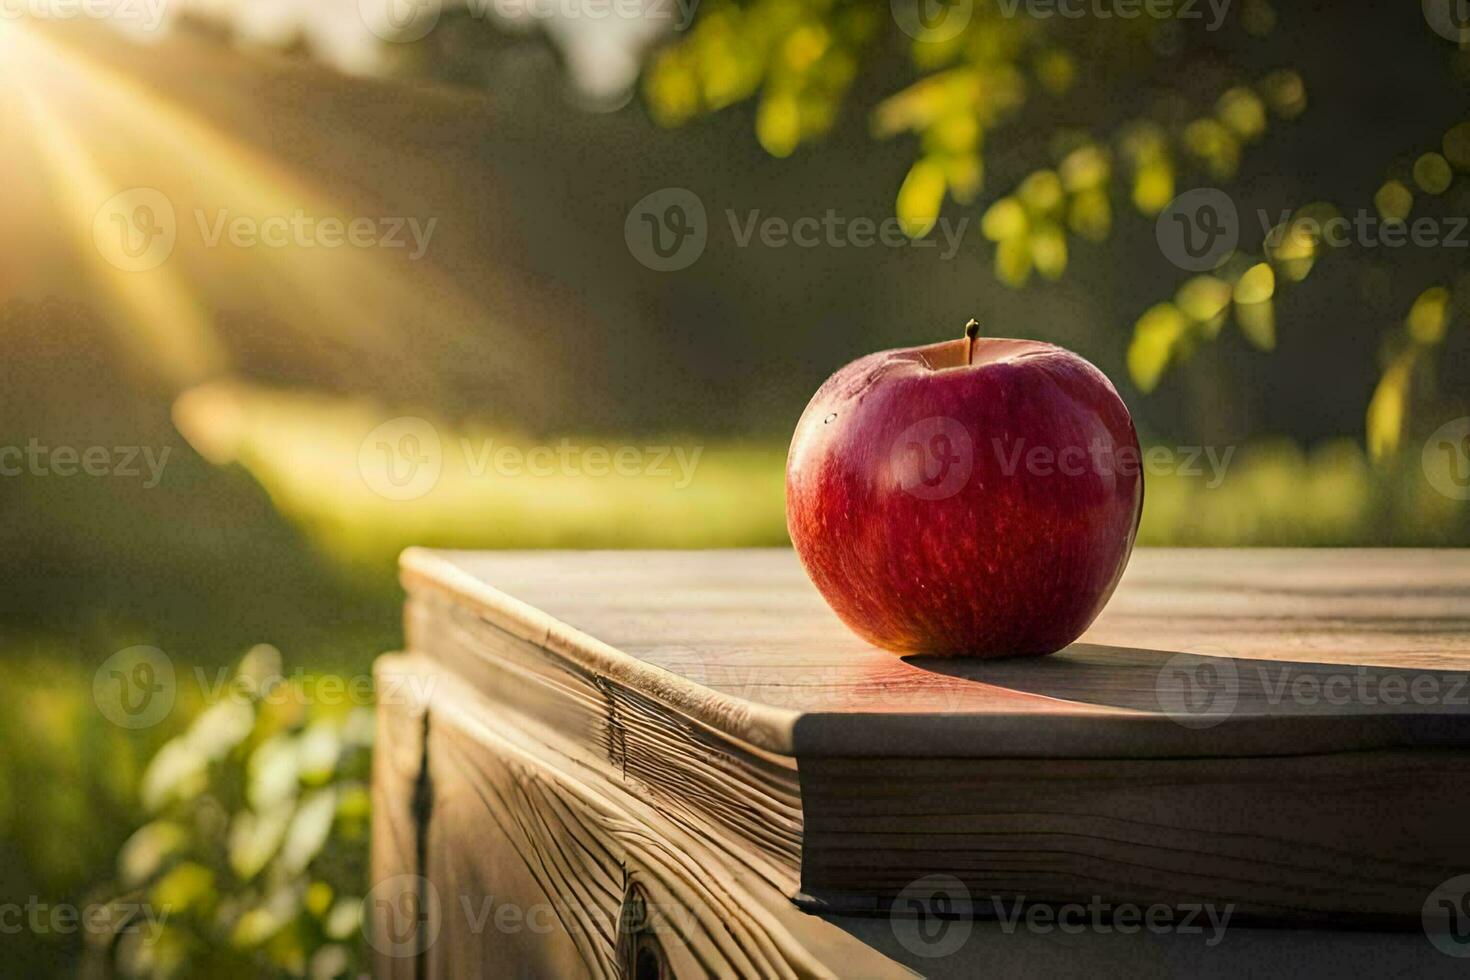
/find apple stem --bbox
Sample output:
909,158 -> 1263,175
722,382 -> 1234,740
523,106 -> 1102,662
964,318 -> 980,364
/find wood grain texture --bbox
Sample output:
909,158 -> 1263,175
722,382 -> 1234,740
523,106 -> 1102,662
369,659 -> 430,980
394,548 -> 1470,934
376,653 -> 913,979
402,548 -> 1470,757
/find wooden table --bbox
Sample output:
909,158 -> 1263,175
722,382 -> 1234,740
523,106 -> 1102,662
371,549 -> 1470,977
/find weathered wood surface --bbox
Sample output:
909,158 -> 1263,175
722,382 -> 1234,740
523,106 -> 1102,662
403,548 -> 1470,758
374,654 -> 913,978
382,548 -> 1470,974
372,657 -> 1464,978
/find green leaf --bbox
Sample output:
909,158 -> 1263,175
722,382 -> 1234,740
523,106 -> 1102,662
187,698 -> 255,762
1443,122 -> 1470,170
248,734 -> 300,810
756,93 -> 801,158
279,788 -> 338,873
1233,263 -> 1275,305
1030,225 -> 1067,280
1414,153 -> 1453,195
994,236 -> 1033,287
1128,302 -> 1188,392
1216,87 -> 1267,141
981,197 -> 1027,240
1132,160 -> 1174,215
118,821 -> 188,887
1018,170 -> 1063,216
896,157 -> 947,237
1067,188 -> 1111,242
1373,180 -> 1412,223
229,802 -> 292,880
1366,351 -> 1415,460
1259,69 -> 1307,118
1407,286 -> 1451,345
941,153 -> 982,203
298,720 -> 342,785
1060,145 -> 1109,192
325,899 -> 362,941
1176,275 -> 1232,322
1235,297 -> 1276,350
140,739 -> 208,813
150,861 -> 216,916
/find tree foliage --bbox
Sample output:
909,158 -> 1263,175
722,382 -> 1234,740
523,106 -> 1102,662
641,1 -> 1467,460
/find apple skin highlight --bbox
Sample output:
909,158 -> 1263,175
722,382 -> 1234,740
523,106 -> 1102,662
786,330 -> 1144,658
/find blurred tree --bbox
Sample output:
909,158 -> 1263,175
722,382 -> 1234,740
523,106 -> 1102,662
636,0 -> 1468,464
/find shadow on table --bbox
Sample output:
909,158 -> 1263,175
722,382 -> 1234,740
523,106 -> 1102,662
903,643 -> 1470,718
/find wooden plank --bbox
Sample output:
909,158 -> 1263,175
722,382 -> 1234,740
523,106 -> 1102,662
402,548 -> 1470,758
374,653 -> 915,979
368,660 -> 431,979
395,549 -> 1470,929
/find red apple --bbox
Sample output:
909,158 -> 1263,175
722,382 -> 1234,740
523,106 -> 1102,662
786,321 -> 1143,658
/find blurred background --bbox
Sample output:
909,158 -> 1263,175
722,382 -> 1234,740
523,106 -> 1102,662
2,1 -> 1468,975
